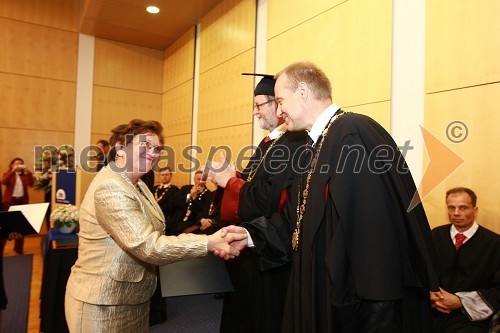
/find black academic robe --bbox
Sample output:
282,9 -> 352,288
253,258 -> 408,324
431,224 -> 499,332
166,185 -> 212,235
220,130 -> 306,333
245,112 -> 440,333
152,184 -> 179,218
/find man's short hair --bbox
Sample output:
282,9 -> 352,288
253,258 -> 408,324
446,187 -> 477,207
275,61 -> 332,101
159,166 -> 172,173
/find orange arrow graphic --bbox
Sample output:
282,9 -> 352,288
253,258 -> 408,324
408,126 -> 464,211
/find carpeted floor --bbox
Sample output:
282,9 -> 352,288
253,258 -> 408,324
2,254 -> 33,333
149,294 -> 223,333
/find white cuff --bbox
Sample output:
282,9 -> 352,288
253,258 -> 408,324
244,228 -> 255,247
456,291 -> 494,321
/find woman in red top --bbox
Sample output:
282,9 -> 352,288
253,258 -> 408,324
1,157 -> 34,254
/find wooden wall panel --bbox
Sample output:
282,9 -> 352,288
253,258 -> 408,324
198,50 -> 255,131
199,0 -> 255,73
343,101 -> 391,131
0,128 -> 75,171
0,73 -> 76,131
0,128 -> 74,204
93,38 -> 163,93
267,0 -> 344,39
197,123 -> 253,173
0,2 -> 78,207
426,0 -> 500,92
91,86 -> 162,134
162,80 -> 193,136
423,84 -> 500,233
267,0 -> 392,110
0,18 -> 78,80
424,1 -> 499,233
90,134 -> 110,147
161,133 -> 192,187
0,0 -> 79,31
163,27 -> 195,92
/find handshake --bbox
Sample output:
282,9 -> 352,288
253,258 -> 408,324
206,225 -> 249,260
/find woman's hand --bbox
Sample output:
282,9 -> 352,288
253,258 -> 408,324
207,228 -> 248,260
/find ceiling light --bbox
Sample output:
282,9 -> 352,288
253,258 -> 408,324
146,6 -> 160,14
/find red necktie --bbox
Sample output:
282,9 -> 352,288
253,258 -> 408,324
264,136 -> 271,143
455,233 -> 466,250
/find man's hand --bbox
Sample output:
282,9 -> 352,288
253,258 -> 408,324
207,228 -> 247,260
199,218 -> 213,230
206,152 -> 236,188
213,225 -> 249,259
430,287 -> 462,314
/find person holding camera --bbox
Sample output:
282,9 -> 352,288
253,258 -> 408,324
1,157 -> 34,254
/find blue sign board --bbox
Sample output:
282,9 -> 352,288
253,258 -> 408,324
55,169 -> 76,204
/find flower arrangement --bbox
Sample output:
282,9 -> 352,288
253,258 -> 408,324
50,204 -> 79,228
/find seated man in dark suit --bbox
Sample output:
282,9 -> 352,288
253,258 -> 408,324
153,167 -> 179,218
431,187 -> 499,333
166,170 -> 212,236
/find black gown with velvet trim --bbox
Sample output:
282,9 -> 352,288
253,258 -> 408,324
244,112 -> 440,333
432,224 -> 499,332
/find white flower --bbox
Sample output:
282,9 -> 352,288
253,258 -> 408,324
50,204 -> 79,228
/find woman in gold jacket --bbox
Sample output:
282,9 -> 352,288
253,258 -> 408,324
65,119 -> 243,332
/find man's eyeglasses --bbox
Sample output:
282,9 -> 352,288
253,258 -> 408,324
254,99 -> 275,111
135,140 -> 163,155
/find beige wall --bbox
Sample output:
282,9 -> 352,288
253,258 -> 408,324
197,0 -> 256,176
162,27 -> 196,187
267,0 -> 392,129
91,39 -> 163,144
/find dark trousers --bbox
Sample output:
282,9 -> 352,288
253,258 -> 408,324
3,197 -> 26,254
335,300 -> 402,333
433,310 -> 489,333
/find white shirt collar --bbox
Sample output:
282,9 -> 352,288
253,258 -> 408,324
268,123 -> 287,140
450,222 -> 479,244
161,183 -> 171,189
308,103 -> 340,145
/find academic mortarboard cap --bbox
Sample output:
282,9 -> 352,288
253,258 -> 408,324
242,73 -> 276,96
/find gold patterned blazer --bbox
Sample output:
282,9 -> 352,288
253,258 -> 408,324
66,164 -> 208,305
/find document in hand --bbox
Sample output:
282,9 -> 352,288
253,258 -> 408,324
0,203 -> 49,235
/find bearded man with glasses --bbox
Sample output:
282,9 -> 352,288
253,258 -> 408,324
208,73 -> 307,333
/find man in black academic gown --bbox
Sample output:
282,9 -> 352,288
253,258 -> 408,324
152,167 -> 179,218
166,170 -> 212,236
431,187 -> 499,333
208,74 -> 306,332
220,62 -> 441,332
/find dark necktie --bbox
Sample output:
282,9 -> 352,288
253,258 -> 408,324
455,233 -> 466,250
